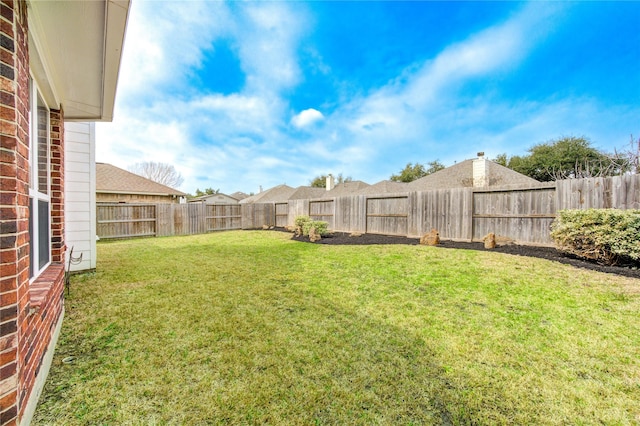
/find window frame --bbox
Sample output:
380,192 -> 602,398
28,76 -> 51,280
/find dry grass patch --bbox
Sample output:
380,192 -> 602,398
34,231 -> 640,425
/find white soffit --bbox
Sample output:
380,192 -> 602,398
28,0 -> 130,121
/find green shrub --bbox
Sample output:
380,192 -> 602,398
294,215 -> 329,236
303,220 -> 329,236
294,215 -> 311,229
551,209 -> 640,265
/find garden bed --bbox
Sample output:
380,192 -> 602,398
290,231 -> 640,279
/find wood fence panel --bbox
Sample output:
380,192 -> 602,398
556,176 -> 640,211
366,196 -> 408,235
333,196 -> 348,232
455,188 -> 474,241
242,203 -> 275,229
190,203 -> 206,235
556,179 -> 580,210
241,204 -> 255,229
275,202 -> 289,227
171,204 -> 186,236
407,191 -> 419,237
472,187 -> 556,246
96,204 -> 156,239
155,203 -> 173,236
556,177 -> 608,210
310,200 -> 335,229
416,188 -> 472,241
230,205 -> 243,229
613,174 -> 640,209
287,200 -> 308,228
207,204 -> 241,231
334,195 -> 367,233
264,203 -> 276,227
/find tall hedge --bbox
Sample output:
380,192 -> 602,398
551,209 -> 640,265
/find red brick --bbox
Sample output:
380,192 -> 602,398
0,191 -> 15,204
1,404 -> 18,426
0,5 -> 14,23
0,77 -> 12,93
0,332 -> 16,352
0,361 -> 15,380
0,249 -> 17,264
0,389 -> 16,411
0,119 -> 15,136
0,105 -> 12,120
0,177 -> 15,191
0,207 -> 16,221
0,134 -> 15,149
0,89 -> 13,108
0,276 -> 14,293
0,17 -> 13,38
0,289 -> 15,305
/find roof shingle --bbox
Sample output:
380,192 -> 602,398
96,163 -> 187,196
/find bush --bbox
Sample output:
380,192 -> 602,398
303,220 -> 329,236
551,209 -> 640,265
294,215 -> 329,236
294,215 -> 311,229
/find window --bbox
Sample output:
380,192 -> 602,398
28,78 -> 51,279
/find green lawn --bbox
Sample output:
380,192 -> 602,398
34,231 -> 640,425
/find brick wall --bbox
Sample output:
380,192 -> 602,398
1,1 -> 29,424
49,109 -> 64,263
1,2 -> 66,425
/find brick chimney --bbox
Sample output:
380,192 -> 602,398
473,152 -> 488,187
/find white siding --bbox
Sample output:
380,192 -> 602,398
64,122 -> 96,271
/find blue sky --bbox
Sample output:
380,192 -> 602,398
96,1 -> 640,195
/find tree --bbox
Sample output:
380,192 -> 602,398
129,162 -> 184,188
497,136 -> 615,182
492,153 -> 508,167
309,173 -> 352,188
390,160 -> 445,183
614,134 -> 640,175
193,187 -> 219,197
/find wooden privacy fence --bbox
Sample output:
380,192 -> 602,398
97,175 -> 640,246
471,185 -> 556,246
96,204 -> 157,239
97,203 -> 244,239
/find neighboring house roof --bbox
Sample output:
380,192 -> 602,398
29,1 -> 129,120
357,180 -> 409,196
188,193 -> 239,203
326,181 -> 371,197
407,158 -> 539,191
230,191 -> 250,201
290,186 -> 327,200
239,184 -> 296,204
97,163 -> 187,196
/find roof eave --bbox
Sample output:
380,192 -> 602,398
98,0 -> 130,122
27,0 -> 130,122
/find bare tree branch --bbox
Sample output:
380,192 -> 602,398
546,155 -> 629,180
614,134 -> 640,175
129,162 -> 184,188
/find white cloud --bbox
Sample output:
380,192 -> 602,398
116,1 -> 232,100
97,1 -> 638,195
98,0 -> 312,193
295,2 -> 569,173
291,108 -> 324,128
233,2 -> 309,95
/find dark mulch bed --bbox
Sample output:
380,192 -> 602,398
286,230 -> 640,279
